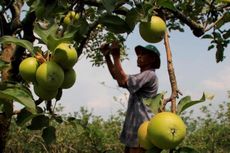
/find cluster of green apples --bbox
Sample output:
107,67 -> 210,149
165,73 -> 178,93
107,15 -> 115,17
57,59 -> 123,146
63,11 -> 80,26
139,16 -> 167,43
137,112 -> 187,150
19,43 -> 78,100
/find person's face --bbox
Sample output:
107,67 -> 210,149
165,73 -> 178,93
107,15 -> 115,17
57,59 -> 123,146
136,49 -> 156,68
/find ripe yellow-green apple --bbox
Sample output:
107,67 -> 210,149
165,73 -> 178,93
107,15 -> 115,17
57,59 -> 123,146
61,68 -> 76,89
19,57 -> 39,82
63,11 -> 76,25
36,61 -> 64,90
52,43 -> 78,69
139,16 -> 166,43
137,121 -> 155,150
147,112 -> 186,149
33,83 -> 58,100
74,13 -> 80,22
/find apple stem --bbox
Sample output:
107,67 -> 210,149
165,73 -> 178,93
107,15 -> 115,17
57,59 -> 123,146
35,52 -> 46,64
163,30 -> 182,113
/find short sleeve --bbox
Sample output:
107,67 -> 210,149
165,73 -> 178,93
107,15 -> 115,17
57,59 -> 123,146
126,70 -> 156,94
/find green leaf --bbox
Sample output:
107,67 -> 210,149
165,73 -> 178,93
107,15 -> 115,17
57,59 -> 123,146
16,107 -> 34,126
101,0 -> 116,13
34,23 -> 59,44
27,115 -> 49,130
177,92 -> 214,115
99,14 -> 131,34
175,146 -> 199,153
125,8 -> 141,32
0,59 -> 10,71
143,93 -> 164,114
201,34 -> 213,39
42,126 -> 56,145
223,30 -> 230,39
46,34 -> 72,52
215,12 -> 230,29
156,0 -> 177,11
0,36 -> 34,55
208,45 -> 215,50
53,115 -> 63,123
0,86 -> 36,114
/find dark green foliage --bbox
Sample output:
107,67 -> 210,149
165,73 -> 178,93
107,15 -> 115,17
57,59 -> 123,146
181,100 -> 230,153
5,107 -> 125,153
4,95 -> 230,153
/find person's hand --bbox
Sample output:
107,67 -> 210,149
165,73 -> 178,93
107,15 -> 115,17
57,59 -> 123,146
100,43 -> 110,56
110,41 -> 121,58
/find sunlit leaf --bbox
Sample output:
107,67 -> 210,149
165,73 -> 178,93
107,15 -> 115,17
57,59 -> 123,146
143,93 -> 164,114
42,126 -> 56,145
177,92 -> 214,115
0,86 -> 36,114
34,23 -> 59,44
0,36 -> 34,55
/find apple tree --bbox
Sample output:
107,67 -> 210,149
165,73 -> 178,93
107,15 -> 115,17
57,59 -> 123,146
0,0 -> 229,152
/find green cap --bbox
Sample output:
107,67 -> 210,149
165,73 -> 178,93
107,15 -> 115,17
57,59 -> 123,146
135,44 -> 161,69
135,45 -> 160,57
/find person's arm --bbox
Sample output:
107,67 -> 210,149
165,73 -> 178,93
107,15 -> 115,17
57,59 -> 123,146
104,54 -> 116,79
110,43 -> 128,87
100,43 -> 116,79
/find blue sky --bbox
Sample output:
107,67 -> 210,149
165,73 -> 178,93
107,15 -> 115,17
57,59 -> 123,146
59,25 -> 230,118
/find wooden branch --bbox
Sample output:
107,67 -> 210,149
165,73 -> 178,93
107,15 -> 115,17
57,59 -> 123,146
167,8 -> 204,37
77,21 -> 99,56
163,30 -> 181,113
9,0 -> 23,34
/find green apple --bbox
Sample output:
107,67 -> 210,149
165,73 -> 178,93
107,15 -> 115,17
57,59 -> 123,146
19,57 -> 39,82
137,121 -> 155,150
63,11 -> 76,25
33,83 -> 58,100
147,112 -> 187,149
52,43 -> 78,69
139,16 -> 166,43
61,68 -> 76,89
36,61 -> 64,90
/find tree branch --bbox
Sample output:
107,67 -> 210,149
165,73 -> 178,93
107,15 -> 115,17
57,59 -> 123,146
163,30 -> 182,113
77,20 -> 99,56
9,0 -> 23,34
165,8 -> 204,37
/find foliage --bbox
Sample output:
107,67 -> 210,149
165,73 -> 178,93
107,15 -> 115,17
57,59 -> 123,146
4,95 -> 230,153
5,106 -> 125,153
181,100 -> 230,153
0,0 -> 229,151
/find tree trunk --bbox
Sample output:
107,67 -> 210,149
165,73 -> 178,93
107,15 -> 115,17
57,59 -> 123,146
0,43 -> 16,152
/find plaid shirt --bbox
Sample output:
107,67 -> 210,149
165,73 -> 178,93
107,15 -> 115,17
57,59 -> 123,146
120,69 -> 158,147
